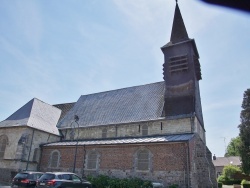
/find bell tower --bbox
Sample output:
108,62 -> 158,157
162,2 -> 203,126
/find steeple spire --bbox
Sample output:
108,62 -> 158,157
170,2 -> 189,44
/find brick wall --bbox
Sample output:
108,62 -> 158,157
40,142 -> 191,187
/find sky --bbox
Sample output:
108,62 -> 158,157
0,0 -> 249,157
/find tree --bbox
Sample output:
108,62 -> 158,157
225,136 -> 242,157
238,89 -> 250,175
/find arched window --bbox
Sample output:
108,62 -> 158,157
33,148 -> 40,162
49,150 -> 60,168
135,148 -> 152,171
86,150 -> 98,170
141,124 -> 148,136
0,135 -> 8,159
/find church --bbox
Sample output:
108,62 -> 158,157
0,2 -> 217,187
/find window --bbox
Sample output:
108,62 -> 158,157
169,54 -> 188,73
141,125 -> 148,136
72,174 -> 81,182
87,151 -> 98,170
49,150 -> 60,168
102,128 -> 107,138
0,135 -> 8,159
33,148 -> 40,162
137,150 -> 149,171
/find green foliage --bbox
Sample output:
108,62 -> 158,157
225,136 -> 242,157
86,175 -> 153,188
242,180 -> 250,188
217,175 -> 226,183
222,165 -> 241,179
217,165 -> 242,185
238,88 -> 250,175
241,179 -> 250,185
218,182 -> 223,188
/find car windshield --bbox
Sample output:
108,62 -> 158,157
39,174 -> 55,180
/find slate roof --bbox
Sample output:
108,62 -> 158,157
213,156 -> 241,167
0,98 -> 61,135
57,82 -> 165,128
170,3 -> 189,44
53,102 -> 75,121
43,133 -> 194,147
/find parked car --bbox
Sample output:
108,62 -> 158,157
36,172 -> 92,188
11,171 -> 44,188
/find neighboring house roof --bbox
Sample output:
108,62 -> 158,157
53,102 -> 75,121
0,98 -> 61,135
57,82 -> 165,128
213,156 -> 241,167
43,133 -> 194,147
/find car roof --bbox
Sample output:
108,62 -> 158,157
19,171 -> 43,174
45,172 -> 77,175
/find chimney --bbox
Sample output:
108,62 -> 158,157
213,154 -> 216,160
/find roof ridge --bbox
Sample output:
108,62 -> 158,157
79,81 -> 165,97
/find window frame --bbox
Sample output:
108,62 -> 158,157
0,135 -> 8,159
86,150 -> 99,170
134,148 -> 152,172
49,150 -> 60,168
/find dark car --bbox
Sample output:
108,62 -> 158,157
36,172 -> 92,188
11,171 -> 44,188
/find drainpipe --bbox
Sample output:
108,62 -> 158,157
82,144 -> 86,178
26,129 -> 35,170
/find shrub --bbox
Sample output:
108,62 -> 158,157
242,179 -> 250,188
218,182 -> 223,188
217,175 -> 226,183
217,175 -> 241,185
87,175 -> 153,188
223,165 -> 241,179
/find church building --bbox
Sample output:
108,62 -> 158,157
0,2 -> 217,187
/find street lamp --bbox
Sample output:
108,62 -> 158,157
72,115 -> 80,173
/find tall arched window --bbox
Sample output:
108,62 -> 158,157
86,150 -> 98,170
49,150 -> 60,168
33,148 -> 40,162
135,148 -> 152,171
0,135 -> 8,159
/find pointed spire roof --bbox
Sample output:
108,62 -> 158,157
170,2 -> 189,44
0,98 -> 61,135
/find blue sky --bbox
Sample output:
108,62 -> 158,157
0,0 -> 249,157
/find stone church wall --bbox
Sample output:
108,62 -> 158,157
188,134 -> 217,188
0,126 -> 60,183
61,118 -> 193,140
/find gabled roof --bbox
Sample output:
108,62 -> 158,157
57,82 -> 165,128
42,133 -> 194,147
213,156 -> 241,167
0,98 -> 61,135
53,102 -> 75,121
